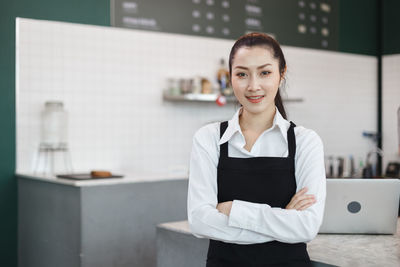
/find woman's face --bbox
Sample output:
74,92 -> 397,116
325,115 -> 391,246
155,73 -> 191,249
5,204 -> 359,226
231,46 -> 283,115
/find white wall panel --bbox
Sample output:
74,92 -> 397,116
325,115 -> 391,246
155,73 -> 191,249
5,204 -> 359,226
383,54 -> 400,170
16,18 -> 378,177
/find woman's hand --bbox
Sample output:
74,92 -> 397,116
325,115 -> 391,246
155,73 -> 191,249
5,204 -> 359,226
286,187 -> 316,211
217,201 -> 233,216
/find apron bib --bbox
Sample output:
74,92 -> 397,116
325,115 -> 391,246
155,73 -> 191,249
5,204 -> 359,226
206,121 -> 311,267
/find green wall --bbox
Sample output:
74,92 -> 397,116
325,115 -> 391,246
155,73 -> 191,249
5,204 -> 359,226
339,0 -> 400,56
383,0 -> 400,55
339,0 -> 378,56
0,1 -> 109,266
1,0 -> 397,266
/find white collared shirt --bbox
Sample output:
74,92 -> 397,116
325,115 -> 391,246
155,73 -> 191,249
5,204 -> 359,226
187,106 -> 326,244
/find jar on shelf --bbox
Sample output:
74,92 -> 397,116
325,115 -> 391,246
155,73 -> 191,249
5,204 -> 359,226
40,101 -> 68,149
167,78 -> 181,96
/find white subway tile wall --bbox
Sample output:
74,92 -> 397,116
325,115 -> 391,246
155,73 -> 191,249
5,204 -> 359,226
16,18 -> 378,176
383,54 -> 400,169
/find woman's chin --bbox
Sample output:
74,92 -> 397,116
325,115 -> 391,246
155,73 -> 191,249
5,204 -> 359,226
242,101 -> 273,115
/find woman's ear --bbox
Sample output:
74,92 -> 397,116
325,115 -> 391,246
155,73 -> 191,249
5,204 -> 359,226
281,65 -> 287,80
279,66 -> 287,87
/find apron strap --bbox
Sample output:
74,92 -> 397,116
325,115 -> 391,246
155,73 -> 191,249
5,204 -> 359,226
220,120 -> 296,159
219,121 -> 229,158
287,121 -> 297,159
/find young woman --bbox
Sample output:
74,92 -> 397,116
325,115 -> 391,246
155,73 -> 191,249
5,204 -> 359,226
187,32 -> 326,266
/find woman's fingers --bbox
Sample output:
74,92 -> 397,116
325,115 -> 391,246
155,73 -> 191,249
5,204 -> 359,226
286,187 -> 316,210
216,201 -> 233,216
294,198 -> 317,210
291,196 -> 315,210
298,203 -> 315,211
286,188 -> 306,209
291,187 -> 308,202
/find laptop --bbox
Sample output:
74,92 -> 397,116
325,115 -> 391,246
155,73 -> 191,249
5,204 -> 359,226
319,179 -> 400,234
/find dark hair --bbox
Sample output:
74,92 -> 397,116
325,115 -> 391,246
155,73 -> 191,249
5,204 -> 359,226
228,32 -> 288,119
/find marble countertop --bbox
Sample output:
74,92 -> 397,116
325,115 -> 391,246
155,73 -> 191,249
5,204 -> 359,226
16,172 -> 188,187
158,219 -> 400,267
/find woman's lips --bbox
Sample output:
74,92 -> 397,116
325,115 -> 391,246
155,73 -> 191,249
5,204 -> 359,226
246,95 -> 265,103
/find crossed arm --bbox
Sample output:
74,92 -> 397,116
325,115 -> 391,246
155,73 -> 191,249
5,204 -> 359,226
187,126 -> 326,244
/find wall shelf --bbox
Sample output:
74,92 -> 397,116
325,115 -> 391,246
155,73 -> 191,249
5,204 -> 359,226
163,91 -> 236,102
162,91 -> 304,103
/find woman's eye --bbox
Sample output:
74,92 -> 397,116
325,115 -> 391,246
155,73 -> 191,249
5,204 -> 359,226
261,71 -> 270,76
237,73 -> 247,78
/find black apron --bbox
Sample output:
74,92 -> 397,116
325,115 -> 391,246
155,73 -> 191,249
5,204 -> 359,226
206,121 -> 311,267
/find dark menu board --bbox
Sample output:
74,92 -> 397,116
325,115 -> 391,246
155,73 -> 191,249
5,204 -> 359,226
111,0 -> 338,51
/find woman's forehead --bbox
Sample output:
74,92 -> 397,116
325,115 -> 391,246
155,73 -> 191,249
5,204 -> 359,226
233,46 -> 278,67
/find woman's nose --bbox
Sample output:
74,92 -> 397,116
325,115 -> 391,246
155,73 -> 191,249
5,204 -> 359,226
247,76 -> 261,91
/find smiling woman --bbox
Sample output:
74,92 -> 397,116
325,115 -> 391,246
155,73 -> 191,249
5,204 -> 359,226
187,32 -> 326,267
230,44 -> 286,153
231,46 -> 282,121
229,33 -> 288,120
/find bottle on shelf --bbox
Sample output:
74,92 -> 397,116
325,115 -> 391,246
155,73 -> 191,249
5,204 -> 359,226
201,78 -> 213,94
216,58 -> 233,96
348,155 -> 355,177
357,157 -> 364,178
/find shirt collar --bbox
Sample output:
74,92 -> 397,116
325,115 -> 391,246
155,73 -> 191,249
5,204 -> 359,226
218,105 -> 290,145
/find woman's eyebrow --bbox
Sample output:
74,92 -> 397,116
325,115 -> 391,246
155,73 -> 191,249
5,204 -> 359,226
234,63 -> 272,70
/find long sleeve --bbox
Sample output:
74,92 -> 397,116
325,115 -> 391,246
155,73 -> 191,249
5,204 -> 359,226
187,124 -> 275,244
227,129 -> 326,244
